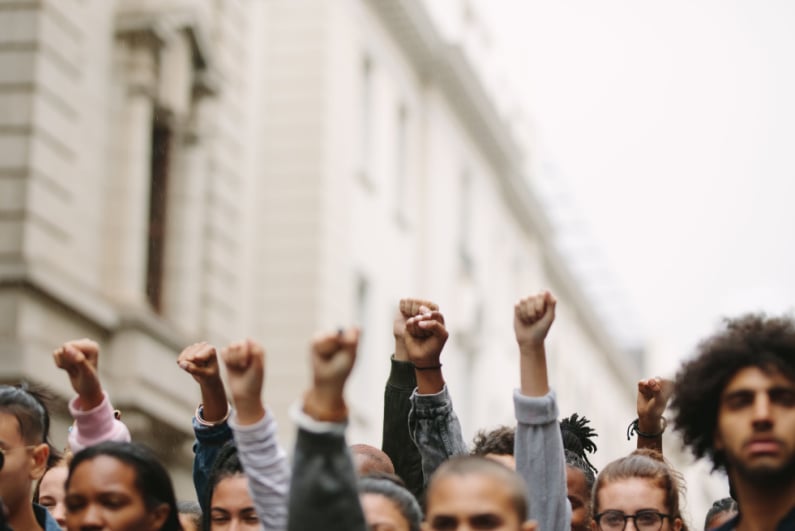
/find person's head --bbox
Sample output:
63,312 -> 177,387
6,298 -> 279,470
351,444 -> 396,476
592,450 -> 684,531
423,455 -> 536,531
0,384 -> 53,518
64,441 -> 181,531
471,425 -> 516,470
703,497 -> 737,531
358,474 -> 422,531
671,314 -> 795,483
35,450 -> 73,528
203,442 -> 257,531
561,414 -> 599,531
176,501 -> 202,531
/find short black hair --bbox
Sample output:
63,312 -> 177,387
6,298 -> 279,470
560,413 -> 598,490
67,441 -> 181,531
0,383 -> 61,467
671,314 -> 795,471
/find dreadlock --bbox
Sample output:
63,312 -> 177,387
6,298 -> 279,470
560,413 -> 598,480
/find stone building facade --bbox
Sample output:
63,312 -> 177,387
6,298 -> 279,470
0,0 -> 640,497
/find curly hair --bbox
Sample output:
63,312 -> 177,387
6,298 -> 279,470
471,425 -> 514,456
670,313 -> 795,471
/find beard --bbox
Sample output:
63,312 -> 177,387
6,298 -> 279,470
725,446 -> 795,486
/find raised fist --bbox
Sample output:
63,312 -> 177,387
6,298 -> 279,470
53,339 -> 103,409
513,291 -> 557,348
177,342 -> 221,386
405,307 -> 448,369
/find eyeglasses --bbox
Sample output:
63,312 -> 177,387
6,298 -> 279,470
0,445 -> 38,471
595,510 -> 671,531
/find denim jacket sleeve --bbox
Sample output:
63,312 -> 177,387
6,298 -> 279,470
514,389 -> 571,531
408,385 -> 468,486
192,407 -> 233,512
382,356 -> 425,499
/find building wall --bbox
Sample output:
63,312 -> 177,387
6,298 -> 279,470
0,0 -> 641,500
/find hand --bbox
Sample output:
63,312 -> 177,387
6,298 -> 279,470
177,341 -> 227,423
220,339 -> 265,402
513,291 -> 556,350
394,299 -> 439,361
637,377 -> 673,432
53,339 -> 103,410
304,327 -> 360,421
177,342 -> 222,386
404,307 -> 448,368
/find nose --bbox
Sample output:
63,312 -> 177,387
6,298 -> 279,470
52,502 -> 67,528
752,394 -> 773,429
625,518 -> 639,531
78,503 -> 104,531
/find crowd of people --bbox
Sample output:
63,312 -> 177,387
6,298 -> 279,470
0,291 -> 793,531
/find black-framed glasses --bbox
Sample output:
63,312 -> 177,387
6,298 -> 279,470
595,510 -> 671,531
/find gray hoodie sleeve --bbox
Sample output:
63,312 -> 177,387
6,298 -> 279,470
514,388 -> 571,531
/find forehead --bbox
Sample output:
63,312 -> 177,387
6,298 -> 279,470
427,473 -> 518,516
68,455 -> 139,492
722,366 -> 795,395
597,477 -> 666,513
211,474 -> 254,510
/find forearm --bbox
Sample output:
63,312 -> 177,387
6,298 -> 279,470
519,344 -> 550,397
382,356 -> 424,498
409,385 -> 468,487
199,378 -> 229,422
192,410 -> 233,512
230,410 -> 290,531
68,392 -> 131,452
514,389 -> 570,531
287,410 -> 366,531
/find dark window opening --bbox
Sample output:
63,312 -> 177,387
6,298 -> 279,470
146,109 -> 173,312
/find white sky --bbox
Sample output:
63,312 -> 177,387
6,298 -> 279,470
477,0 -> 795,372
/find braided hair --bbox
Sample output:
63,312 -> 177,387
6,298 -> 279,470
560,413 -> 598,489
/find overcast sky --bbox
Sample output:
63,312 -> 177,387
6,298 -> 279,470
477,0 -> 795,372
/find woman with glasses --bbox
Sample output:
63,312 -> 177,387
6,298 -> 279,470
592,450 -> 687,531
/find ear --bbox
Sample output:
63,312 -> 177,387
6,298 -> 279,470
147,503 -> 170,531
672,517 -> 683,531
521,520 -> 539,531
29,443 -> 50,480
591,518 -> 599,531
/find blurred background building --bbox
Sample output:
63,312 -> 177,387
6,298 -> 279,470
0,0 -> 721,515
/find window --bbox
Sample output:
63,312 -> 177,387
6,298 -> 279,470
393,103 -> 408,225
145,108 -> 173,312
358,54 -> 374,189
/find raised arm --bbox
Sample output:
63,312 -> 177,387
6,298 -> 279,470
53,339 -> 130,452
513,292 -> 570,531
406,305 -> 468,487
632,377 -> 673,453
221,339 -> 289,531
177,342 -> 232,511
382,298 -> 437,498
287,328 -> 367,531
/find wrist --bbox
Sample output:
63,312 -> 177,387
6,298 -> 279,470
637,415 -> 666,434
303,389 -> 347,422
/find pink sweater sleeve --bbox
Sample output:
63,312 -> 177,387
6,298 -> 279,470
68,392 -> 131,452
